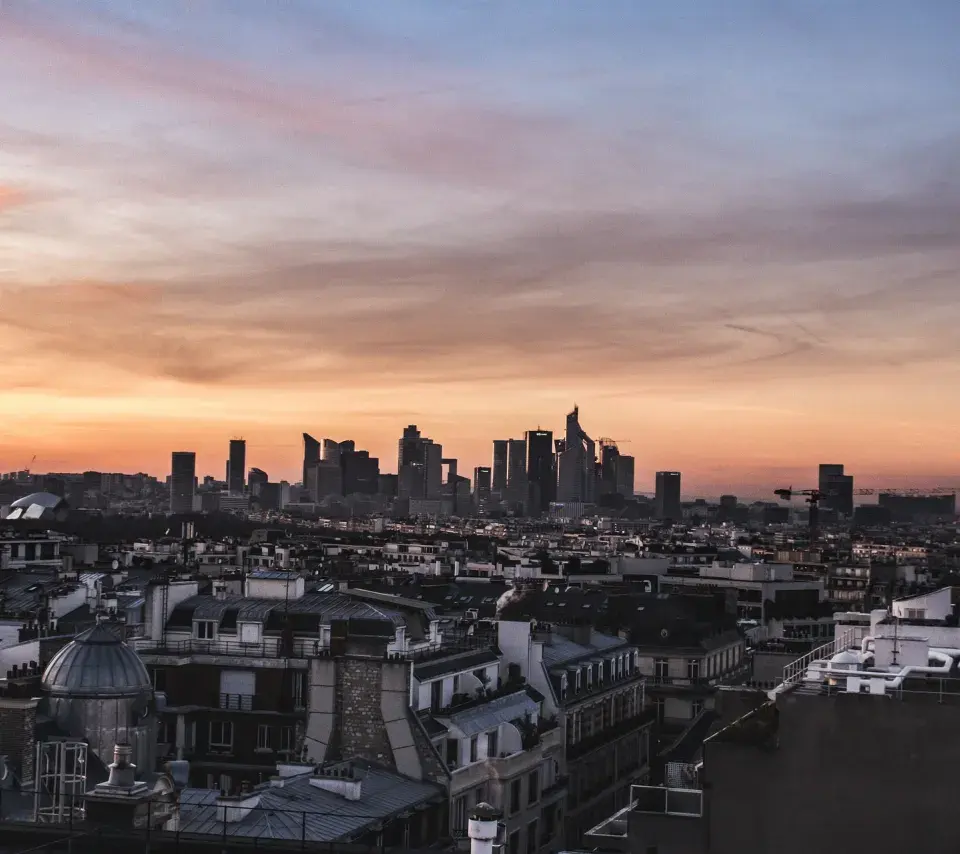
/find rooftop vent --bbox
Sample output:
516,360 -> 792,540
309,766 -> 362,801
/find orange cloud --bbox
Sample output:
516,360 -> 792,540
0,185 -> 28,212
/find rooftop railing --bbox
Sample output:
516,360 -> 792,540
774,627 -> 858,694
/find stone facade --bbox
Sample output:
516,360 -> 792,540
334,658 -> 395,766
0,697 -> 38,783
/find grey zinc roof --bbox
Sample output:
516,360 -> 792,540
177,762 -> 443,842
542,631 -> 627,668
444,690 -> 539,737
174,592 -> 410,627
41,624 -> 152,698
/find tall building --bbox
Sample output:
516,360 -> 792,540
655,471 -> 682,520
248,467 -> 268,497
473,466 -> 492,508
341,449 -> 379,495
321,439 -> 342,465
397,425 -> 442,500
492,440 -> 508,493
525,430 -> 554,513
617,454 -> 635,498
302,433 -> 320,487
228,439 -> 246,494
506,438 -> 528,509
819,463 -> 853,516
600,442 -> 620,496
556,407 -> 596,505
170,451 -> 196,514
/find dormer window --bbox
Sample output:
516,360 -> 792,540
239,622 -> 261,645
617,656 -> 624,679
586,665 -> 593,687
560,675 -> 568,701
575,671 -> 582,693
195,620 -> 216,640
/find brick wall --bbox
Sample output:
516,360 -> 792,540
334,658 -> 395,766
0,697 -> 38,783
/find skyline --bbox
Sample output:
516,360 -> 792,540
2,1 -> 960,492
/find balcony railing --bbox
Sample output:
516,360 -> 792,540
567,708 -> 656,760
134,637 -> 318,659
219,692 -> 253,711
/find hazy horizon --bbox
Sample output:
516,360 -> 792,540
2,1 -> 959,492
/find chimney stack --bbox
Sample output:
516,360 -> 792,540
468,803 -> 502,854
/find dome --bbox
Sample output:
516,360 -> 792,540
829,649 -> 861,668
3,491 -> 69,521
42,624 -> 152,698
9,492 -> 66,510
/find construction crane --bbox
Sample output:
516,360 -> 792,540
774,487 -> 826,539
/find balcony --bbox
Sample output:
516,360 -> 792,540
134,637 -> 319,660
567,708 -> 656,760
218,692 -> 253,711
631,783 -> 703,818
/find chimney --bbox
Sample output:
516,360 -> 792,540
309,767 -> 362,801
85,743 -> 153,826
216,784 -> 261,822
468,803 -> 502,854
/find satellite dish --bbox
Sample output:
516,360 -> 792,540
111,559 -> 119,571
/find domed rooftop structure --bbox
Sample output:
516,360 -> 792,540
3,491 -> 69,521
42,624 -> 152,698
829,649 -> 861,669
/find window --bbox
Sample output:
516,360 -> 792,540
654,658 -> 668,682
257,724 -> 271,750
575,671 -> 582,693
157,719 -> 171,744
469,736 -> 478,763
431,680 -> 443,712
527,770 -> 540,805
687,659 -> 701,681
487,730 -> 499,759
446,739 -> 459,768
560,675 -> 568,701
209,721 -> 233,749
510,779 -> 522,814
586,665 -> 593,687
526,820 -> 538,854
195,620 -> 216,640
508,830 -> 520,854
152,668 -> 167,692
453,796 -> 467,831
280,726 -> 295,752
292,671 -> 306,710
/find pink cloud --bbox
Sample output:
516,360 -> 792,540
4,8 -> 568,186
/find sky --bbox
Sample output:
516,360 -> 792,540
1,0 -> 959,497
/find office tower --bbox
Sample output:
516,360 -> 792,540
341,449 -> 380,495
397,425 -> 442,500
600,443 -> 620,496
302,433 -> 320,486
474,466 -> 492,505
616,455 -> 635,498
556,407 -> 596,504
170,452 -> 196,514
313,461 -> 343,500
819,463 -> 853,516
505,438 -> 528,509
378,473 -> 398,498
322,439 -> 342,466
228,439 -> 246,494
248,467 -> 268,497
492,440 -> 508,493
655,471 -> 682,520
525,430 -> 555,513
424,442 -> 443,500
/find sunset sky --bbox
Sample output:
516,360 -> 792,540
1,0 -> 959,496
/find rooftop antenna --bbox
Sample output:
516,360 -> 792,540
891,611 -> 900,666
